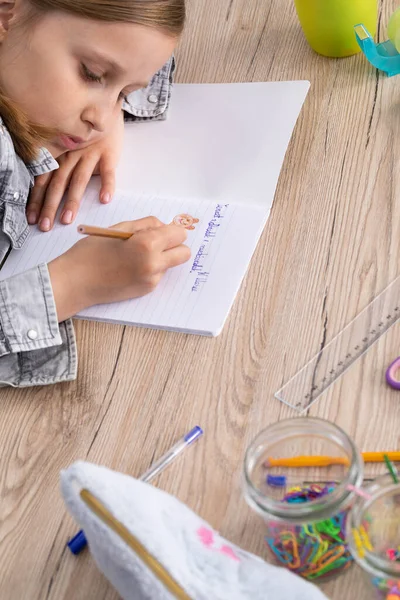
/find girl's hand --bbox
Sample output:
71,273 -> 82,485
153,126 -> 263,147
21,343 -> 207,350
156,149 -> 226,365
48,217 -> 191,322
27,111 -> 124,232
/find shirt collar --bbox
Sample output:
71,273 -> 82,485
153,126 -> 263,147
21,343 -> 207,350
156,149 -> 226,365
0,114 -> 59,176
25,147 -> 59,177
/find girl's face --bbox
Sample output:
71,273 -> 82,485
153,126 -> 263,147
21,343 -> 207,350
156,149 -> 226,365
0,8 -> 176,157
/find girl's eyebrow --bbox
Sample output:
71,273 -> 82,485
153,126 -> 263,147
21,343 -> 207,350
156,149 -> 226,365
86,50 -> 149,88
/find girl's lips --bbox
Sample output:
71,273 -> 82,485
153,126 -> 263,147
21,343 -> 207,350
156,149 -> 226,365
58,134 -> 86,151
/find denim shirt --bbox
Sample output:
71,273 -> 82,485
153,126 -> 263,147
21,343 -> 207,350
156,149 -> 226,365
0,57 -> 174,387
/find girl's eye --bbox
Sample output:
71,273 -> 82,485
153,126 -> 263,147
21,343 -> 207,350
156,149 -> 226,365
81,63 -> 103,84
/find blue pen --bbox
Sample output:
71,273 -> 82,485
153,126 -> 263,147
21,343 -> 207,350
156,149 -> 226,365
67,425 -> 203,555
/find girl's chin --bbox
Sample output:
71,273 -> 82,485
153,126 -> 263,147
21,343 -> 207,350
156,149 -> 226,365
43,141 -> 67,159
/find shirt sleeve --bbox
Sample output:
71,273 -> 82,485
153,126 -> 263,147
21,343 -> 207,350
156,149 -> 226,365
0,264 -> 77,387
122,56 -> 175,122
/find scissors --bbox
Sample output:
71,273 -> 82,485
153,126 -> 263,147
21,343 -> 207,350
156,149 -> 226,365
386,357 -> 400,390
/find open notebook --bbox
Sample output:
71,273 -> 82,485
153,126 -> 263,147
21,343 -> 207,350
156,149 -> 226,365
0,82 -> 310,336
2,185 -> 266,335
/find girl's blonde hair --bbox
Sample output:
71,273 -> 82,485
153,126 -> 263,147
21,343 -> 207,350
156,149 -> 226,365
0,0 -> 185,162
28,0 -> 185,36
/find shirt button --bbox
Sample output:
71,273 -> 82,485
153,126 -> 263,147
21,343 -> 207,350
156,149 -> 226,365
148,94 -> 158,104
13,192 -> 19,200
27,329 -> 38,340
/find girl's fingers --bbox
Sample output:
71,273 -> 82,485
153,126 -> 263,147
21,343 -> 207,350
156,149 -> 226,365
26,172 -> 52,225
59,156 -> 99,226
131,222 -> 188,252
36,154 -> 80,231
109,217 -> 164,234
109,221 -> 189,264
98,153 -> 116,204
151,222 -> 188,251
160,244 -> 192,271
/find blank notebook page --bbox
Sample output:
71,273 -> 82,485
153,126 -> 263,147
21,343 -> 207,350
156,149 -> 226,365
117,82 -> 311,207
0,183 -> 267,336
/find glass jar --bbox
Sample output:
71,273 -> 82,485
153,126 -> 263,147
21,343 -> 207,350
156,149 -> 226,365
243,417 -> 363,581
347,474 -> 400,599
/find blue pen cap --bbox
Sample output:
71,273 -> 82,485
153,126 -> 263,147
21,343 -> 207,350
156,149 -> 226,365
67,529 -> 87,555
266,475 -> 287,487
184,426 -> 203,444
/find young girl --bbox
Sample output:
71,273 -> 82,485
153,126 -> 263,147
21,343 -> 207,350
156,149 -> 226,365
0,0 -> 190,387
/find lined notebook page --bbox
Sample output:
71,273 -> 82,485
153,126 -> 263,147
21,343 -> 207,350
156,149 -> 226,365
0,183 -> 267,336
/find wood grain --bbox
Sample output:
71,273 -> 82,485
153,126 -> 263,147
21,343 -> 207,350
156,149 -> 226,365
0,0 -> 397,598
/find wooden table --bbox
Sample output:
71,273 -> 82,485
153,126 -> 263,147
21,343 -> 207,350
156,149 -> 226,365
1,0 -> 399,598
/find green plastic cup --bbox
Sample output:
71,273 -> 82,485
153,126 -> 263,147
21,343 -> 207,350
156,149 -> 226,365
294,0 -> 378,58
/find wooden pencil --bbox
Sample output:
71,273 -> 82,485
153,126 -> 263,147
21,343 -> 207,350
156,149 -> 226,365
77,224 -> 132,240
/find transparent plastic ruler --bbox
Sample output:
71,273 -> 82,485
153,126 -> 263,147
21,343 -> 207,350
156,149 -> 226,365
275,275 -> 400,412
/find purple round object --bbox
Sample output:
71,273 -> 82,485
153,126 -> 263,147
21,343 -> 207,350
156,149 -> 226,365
386,357 -> 400,390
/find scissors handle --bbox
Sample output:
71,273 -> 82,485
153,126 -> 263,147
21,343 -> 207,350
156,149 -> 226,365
386,357 -> 400,390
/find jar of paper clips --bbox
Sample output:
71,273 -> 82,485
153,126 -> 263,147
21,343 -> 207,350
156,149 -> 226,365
243,417 -> 363,581
348,473 -> 400,600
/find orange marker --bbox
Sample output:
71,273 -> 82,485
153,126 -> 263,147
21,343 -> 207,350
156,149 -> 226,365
264,456 -> 350,468
264,452 -> 400,468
